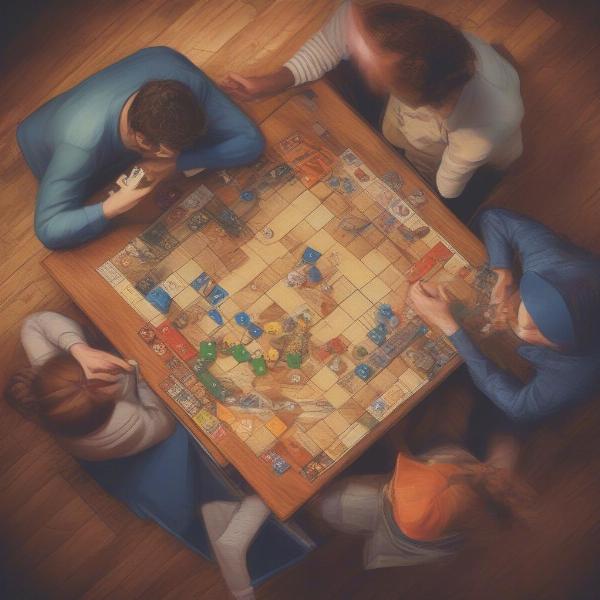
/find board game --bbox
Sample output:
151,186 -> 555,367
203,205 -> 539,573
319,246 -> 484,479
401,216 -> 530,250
97,121 -> 494,483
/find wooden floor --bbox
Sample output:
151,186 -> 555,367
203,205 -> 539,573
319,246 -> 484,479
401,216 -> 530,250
1,0 -> 600,598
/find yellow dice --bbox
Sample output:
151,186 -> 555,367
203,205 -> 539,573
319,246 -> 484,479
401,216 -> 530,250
264,321 -> 283,335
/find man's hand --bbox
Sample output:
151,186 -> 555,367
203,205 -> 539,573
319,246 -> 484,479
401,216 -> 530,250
490,268 -> 517,306
220,69 -> 295,102
70,343 -> 133,383
102,172 -> 159,219
137,157 -> 177,184
408,281 -> 460,336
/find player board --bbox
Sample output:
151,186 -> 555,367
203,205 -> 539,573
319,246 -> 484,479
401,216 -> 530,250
97,122 -> 495,485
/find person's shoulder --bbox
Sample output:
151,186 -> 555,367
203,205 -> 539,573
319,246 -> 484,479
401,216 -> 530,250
132,46 -> 201,72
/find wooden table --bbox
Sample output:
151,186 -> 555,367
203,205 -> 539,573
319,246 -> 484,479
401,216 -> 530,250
44,80 -> 523,519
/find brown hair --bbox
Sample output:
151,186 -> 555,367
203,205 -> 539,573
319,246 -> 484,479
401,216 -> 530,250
356,3 -> 475,106
6,355 -> 117,438
129,80 -> 206,151
449,462 -> 537,523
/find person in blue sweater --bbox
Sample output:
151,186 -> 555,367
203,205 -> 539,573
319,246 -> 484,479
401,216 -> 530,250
409,208 -> 600,423
17,46 -> 265,249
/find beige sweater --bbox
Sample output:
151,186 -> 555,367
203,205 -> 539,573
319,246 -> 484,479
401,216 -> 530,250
284,1 -> 524,198
20,311 -> 175,461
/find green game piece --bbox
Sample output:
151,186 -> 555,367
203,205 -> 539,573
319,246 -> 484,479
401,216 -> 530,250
231,344 -> 251,363
195,370 -> 227,400
199,340 -> 217,362
286,352 -> 302,369
251,356 -> 268,376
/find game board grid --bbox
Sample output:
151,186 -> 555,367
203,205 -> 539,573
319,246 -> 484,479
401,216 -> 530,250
99,131 -> 479,483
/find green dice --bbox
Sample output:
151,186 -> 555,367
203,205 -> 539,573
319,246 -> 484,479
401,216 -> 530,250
286,352 -> 302,369
199,340 -> 217,362
231,344 -> 251,363
251,356 -> 268,376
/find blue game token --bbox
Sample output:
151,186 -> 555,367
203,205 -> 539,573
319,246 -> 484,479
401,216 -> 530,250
207,309 -> 224,326
240,190 -> 256,201
355,364 -> 372,380
378,304 -> 394,320
190,272 -> 211,291
342,177 -> 356,193
371,397 -> 387,412
272,456 -> 290,475
302,246 -> 321,264
234,312 -> 251,326
327,176 -> 340,188
307,266 -> 322,282
247,323 -> 263,339
388,315 -> 400,328
207,285 -> 229,305
367,328 -> 386,346
146,286 -> 172,314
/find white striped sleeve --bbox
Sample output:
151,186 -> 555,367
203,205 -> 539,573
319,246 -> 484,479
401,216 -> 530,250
284,1 -> 351,85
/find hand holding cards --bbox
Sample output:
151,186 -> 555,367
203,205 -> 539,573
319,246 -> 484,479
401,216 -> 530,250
103,166 -> 159,219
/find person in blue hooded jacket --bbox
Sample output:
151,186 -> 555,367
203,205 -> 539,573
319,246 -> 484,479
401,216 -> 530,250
17,46 -> 265,250
408,208 -> 600,423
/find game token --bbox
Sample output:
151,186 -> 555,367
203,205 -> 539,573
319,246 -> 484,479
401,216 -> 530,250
195,371 -> 227,401
367,328 -> 386,345
207,285 -> 228,305
327,176 -> 340,188
266,348 -> 280,362
190,272 -> 211,291
234,312 -> 251,326
282,317 -> 296,333
355,364 -> 372,380
152,341 -> 167,356
371,397 -> 387,413
287,270 -> 306,287
240,190 -> 256,201
251,356 -> 268,376
342,177 -> 357,194
207,309 -> 224,326
146,287 -> 172,314
199,340 -> 217,362
327,337 -> 346,354
328,355 -> 342,373
231,344 -> 251,362
353,346 -> 369,359
247,323 -> 263,339
286,352 -> 302,369
138,325 -> 155,343
307,266 -> 322,283
389,316 -> 400,328
264,322 -> 283,335
302,246 -> 321,264
377,304 -> 394,320
262,227 -> 274,239
272,456 -> 290,475
289,373 -> 302,384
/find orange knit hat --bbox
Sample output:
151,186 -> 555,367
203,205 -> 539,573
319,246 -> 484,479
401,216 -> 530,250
389,453 -> 478,541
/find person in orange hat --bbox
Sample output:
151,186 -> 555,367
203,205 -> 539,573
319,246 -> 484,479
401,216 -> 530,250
311,440 -> 532,569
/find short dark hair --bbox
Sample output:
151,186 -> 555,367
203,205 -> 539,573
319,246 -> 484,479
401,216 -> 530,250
129,80 -> 206,151
357,3 -> 475,106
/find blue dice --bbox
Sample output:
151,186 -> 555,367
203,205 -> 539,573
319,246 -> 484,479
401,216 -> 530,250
247,323 -> 263,339
355,364 -> 372,380
302,246 -> 321,264
207,309 -> 224,326
307,266 -> 322,282
234,312 -> 251,326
